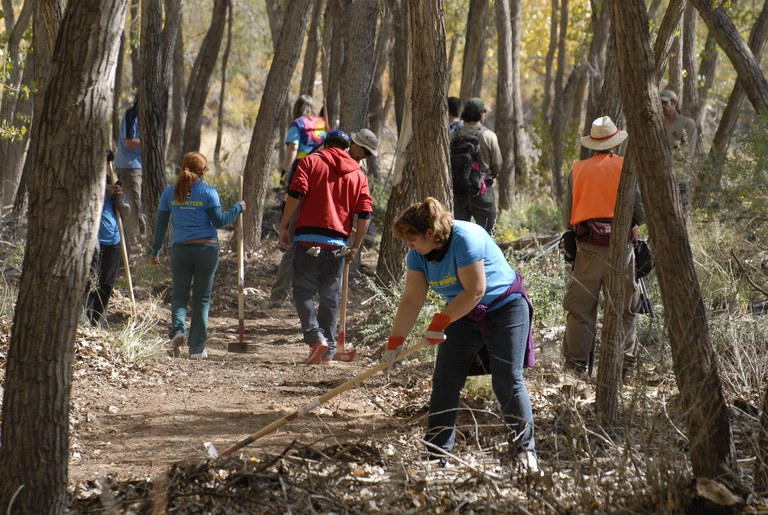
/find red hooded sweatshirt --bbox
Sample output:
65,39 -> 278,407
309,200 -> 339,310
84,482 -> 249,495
288,147 -> 373,241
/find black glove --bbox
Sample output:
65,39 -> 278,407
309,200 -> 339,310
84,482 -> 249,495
562,230 -> 577,263
107,150 -> 115,163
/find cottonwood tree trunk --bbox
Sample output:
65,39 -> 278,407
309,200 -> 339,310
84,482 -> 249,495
543,0 -> 560,124
756,378 -> 768,493
182,0 -> 227,154
265,1 -> 291,169
0,0 -> 32,206
611,0 -> 735,479
703,0 -> 768,199
166,19 -> 185,172
410,0 -> 451,207
214,0 -> 234,170
12,0 -> 63,216
682,4 -> 702,151
495,0 -> 515,210
129,0 -> 140,92
367,4 -> 394,181
510,0 -> 528,183
242,0 -> 312,248
655,0 -> 687,84
459,0 -> 488,100
376,3 -> 416,285
668,26 -> 683,95
390,0 -> 408,135
580,1 -> 612,160
690,0 -> 768,113
300,0 -> 324,97
325,0 -> 345,128
446,33 -> 459,89
112,32 -> 125,143
339,0 -> 378,133
550,0 -> 569,201
140,0 -> 181,239
0,1 -> 127,512
595,0 -> 686,425
698,30 -> 719,119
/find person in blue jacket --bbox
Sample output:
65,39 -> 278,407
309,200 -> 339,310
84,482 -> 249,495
151,152 -> 245,359
85,175 -> 130,327
383,197 -> 538,473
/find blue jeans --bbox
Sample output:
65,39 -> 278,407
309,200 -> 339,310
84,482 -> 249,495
291,245 -> 344,359
427,296 -> 535,457
169,244 -> 219,354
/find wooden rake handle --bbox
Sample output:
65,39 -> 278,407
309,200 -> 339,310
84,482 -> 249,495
219,339 -> 429,457
107,160 -> 136,314
237,176 -> 245,337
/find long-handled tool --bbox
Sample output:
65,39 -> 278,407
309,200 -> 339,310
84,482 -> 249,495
333,259 -> 357,361
205,339 -> 429,458
107,155 -> 136,314
228,175 -> 248,353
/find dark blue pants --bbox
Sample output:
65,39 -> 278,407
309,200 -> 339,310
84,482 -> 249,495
426,296 -> 535,457
169,244 -> 219,354
291,245 -> 344,360
85,244 -> 121,326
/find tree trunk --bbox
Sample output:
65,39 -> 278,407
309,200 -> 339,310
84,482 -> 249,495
2,52 -> 34,208
242,0 -> 313,248
339,0 -> 378,133
667,27 -> 683,95
471,13 -> 491,98
182,0 -> 227,154
214,0 -> 234,170
140,0 -> 181,240
495,0 -> 515,211
0,0 -> 32,206
166,18 -> 185,172
12,0 -> 63,216
326,0 -> 346,128
550,0 -> 569,201
390,0 -> 408,135
690,0 -> 768,113
112,32 -> 125,144
580,0 -> 612,160
410,0 -> 451,207
367,3 -> 394,181
130,0 -> 140,92
446,33 -> 459,90
701,0 -> 768,199
654,0 -> 687,84
682,4 -> 702,151
543,0 -> 559,124
0,2 -> 127,512
611,0 -> 735,479
300,0 -> 324,97
510,0 -> 528,183
377,2 -> 416,285
698,30 -> 719,117
459,0 -> 489,100
593,0 -> 684,423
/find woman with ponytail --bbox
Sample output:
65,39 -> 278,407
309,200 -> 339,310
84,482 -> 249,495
384,197 -> 538,472
151,152 -> 245,359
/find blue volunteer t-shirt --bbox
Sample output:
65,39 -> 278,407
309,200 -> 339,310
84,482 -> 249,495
406,220 -> 519,309
114,105 -> 142,169
158,179 -> 221,245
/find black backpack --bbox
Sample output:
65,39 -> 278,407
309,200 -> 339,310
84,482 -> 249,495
450,129 -> 486,196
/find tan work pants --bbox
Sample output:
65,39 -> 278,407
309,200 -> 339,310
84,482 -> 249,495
562,241 -> 641,368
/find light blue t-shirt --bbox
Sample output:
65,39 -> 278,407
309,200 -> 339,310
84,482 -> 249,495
98,195 -> 120,246
158,180 -> 222,245
406,220 -> 519,308
114,106 -> 142,169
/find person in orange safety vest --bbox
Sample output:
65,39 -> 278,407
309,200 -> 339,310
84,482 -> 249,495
561,116 -> 645,378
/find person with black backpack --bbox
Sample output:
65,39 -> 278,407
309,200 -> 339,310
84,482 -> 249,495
450,97 -> 502,234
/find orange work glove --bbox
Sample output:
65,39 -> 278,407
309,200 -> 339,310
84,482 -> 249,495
383,336 -> 406,369
424,313 -> 452,345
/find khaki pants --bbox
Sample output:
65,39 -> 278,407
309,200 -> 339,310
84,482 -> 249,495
115,167 -> 143,250
562,241 -> 641,369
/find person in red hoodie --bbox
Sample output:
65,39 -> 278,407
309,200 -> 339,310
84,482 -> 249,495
279,130 -> 373,365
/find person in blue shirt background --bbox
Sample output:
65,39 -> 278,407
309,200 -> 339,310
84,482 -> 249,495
114,96 -> 143,252
151,152 -> 245,360
382,197 -> 538,473
85,175 -> 130,327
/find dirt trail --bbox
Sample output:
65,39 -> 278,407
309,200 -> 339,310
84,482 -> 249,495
68,239 -> 394,484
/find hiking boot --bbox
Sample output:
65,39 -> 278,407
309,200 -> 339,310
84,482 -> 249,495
305,341 -> 329,365
170,333 -> 186,358
563,360 -> 588,378
189,349 -> 208,360
516,450 -> 539,474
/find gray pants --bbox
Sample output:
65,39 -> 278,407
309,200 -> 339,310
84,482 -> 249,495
115,167 -> 143,250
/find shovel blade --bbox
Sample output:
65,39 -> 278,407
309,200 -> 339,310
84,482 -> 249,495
204,441 -> 219,459
332,349 -> 357,362
228,342 -> 248,353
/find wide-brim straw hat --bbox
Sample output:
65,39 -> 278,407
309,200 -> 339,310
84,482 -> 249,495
579,116 -> 628,151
